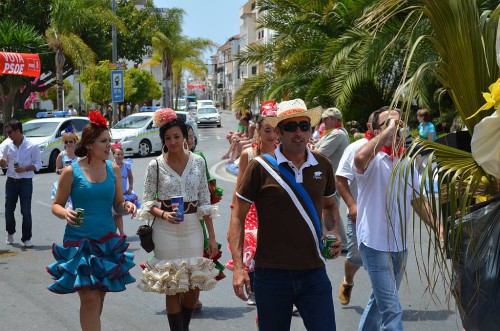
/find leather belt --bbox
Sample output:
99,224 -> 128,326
7,177 -> 32,183
159,199 -> 198,214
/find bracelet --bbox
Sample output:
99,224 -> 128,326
161,211 -> 166,220
122,201 -> 127,209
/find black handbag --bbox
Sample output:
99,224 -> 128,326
136,159 -> 159,253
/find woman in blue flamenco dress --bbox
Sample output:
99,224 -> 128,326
47,111 -> 137,331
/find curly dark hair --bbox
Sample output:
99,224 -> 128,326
75,123 -> 109,157
159,118 -> 188,145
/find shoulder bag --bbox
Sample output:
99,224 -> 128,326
136,159 -> 159,253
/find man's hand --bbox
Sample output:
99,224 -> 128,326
347,203 -> 357,223
232,267 -> 252,301
0,158 -> 6,168
323,230 -> 342,259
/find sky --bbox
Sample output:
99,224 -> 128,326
153,0 -> 243,56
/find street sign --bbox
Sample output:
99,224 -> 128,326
111,70 -> 124,102
108,62 -> 126,70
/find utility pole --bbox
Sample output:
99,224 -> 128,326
111,0 -> 118,125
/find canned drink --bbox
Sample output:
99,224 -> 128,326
74,208 -> 85,227
14,162 -> 19,168
65,160 -> 72,166
321,234 -> 338,259
171,196 -> 184,222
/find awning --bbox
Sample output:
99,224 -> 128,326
0,51 -> 41,78
187,83 -> 206,89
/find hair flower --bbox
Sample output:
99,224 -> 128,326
88,110 -> 107,128
153,108 -> 177,127
111,142 -> 122,149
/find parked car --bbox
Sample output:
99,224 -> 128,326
188,102 -> 198,113
110,110 -> 198,156
0,115 -> 90,173
195,106 -> 222,127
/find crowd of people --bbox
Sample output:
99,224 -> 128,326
0,99 -> 446,330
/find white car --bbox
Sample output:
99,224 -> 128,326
1,116 -> 90,172
196,106 -> 222,127
110,111 -> 198,156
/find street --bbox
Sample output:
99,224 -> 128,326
0,109 -> 462,330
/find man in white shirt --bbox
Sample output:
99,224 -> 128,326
67,104 -> 77,116
0,120 -> 42,247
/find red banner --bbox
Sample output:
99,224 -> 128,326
0,52 -> 41,78
187,83 -> 206,89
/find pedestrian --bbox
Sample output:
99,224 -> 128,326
353,108 -> 442,330
335,109 -> 382,306
228,98 -> 342,331
136,108 -> 220,331
111,143 -> 140,237
0,119 -> 42,248
55,127 -> 79,175
47,111 -> 137,331
311,107 -> 350,251
67,104 -> 77,116
225,102 -> 279,307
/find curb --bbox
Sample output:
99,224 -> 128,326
210,160 -> 237,184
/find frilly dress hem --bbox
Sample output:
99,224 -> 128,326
47,232 -> 135,294
138,256 -> 219,295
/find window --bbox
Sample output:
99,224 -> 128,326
251,66 -> 257,75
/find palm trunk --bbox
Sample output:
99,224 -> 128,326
55,48 -> 65,111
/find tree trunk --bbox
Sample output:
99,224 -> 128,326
56,48 -> 66,111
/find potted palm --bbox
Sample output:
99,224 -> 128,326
370,1 -> 500,329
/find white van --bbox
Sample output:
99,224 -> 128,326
196,100 -> 214,109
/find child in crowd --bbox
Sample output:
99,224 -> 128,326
112,144 -> 140,236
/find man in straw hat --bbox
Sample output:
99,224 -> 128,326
229,98 -> 342,330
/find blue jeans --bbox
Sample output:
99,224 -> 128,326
346,214 -> 362,267
254,267 -> 336,331
5,178 -> 33,242
358,243 -> 407,331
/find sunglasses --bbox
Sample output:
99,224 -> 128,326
64,140 -> 75,144
279,121 -> 311,133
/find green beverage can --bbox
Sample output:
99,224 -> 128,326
14,162 -> 19,168
321,234 -> 338,259
74,208 -> 85,227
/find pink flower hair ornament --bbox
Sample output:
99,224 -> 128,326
153,108 -> 177,127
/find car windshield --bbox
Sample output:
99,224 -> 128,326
113,116 -> 151,129
198,108 -> 218,115
23,121 -> 60,137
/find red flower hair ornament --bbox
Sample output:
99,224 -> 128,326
88,110 -> 108,128
153,108 -> 177,127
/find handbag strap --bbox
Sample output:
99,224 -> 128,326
149,159 -> 160,227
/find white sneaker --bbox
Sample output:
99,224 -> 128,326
22,240 -> 33,248
247,293 -> 256,305
6,234 -> 13,245
292,305 -> 299,315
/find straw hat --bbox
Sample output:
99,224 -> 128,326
265,99 -> 322,127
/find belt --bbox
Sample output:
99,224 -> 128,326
7,177 -> 32,183
159,199 -> 198,214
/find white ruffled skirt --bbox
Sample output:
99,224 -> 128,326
138,213 -> 219,295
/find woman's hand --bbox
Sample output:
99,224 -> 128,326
126,187 -> 133,195
162,211 -> 182,224
65,209 -> 78,226
207,237 -> 219,259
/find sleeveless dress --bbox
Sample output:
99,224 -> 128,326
47,160 -> 135,294
137,154 -> 219,295
225,148 -> 258,272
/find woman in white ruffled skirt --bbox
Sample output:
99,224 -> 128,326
137,108 -> 219,331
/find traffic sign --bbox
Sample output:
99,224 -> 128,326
108,62 -> 126,70
111,70 -> 124,102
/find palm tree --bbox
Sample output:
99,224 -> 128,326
360,0 -> 499,325
0,19 -> 46,132
46,0 -> 124,110
152,9 -> 213,108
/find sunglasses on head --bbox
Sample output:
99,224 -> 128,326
279,121 -> 311,132
64,140 -> 74,144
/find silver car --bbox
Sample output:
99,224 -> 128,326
195,107 -> 221,127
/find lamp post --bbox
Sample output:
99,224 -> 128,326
111,0 -> 118,125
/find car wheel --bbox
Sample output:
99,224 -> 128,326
217,124 -> 222,128
48,150 -> 59,172
137,139 -> 152,157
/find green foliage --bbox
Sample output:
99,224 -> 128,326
126,68 -> 161,104
78,60 -> 114,108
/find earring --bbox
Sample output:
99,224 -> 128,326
162,145 -> 168,155
183,140 -> 189,153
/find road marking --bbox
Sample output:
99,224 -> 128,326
210,160 -> 237,184
0,250 -> 18,258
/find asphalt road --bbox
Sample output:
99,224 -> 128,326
0,109 -> 463,330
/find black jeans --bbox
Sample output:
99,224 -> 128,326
5,178 -> 33,242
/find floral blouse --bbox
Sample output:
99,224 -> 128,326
137,153 -> 218,221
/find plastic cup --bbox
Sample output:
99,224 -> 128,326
171,196 -> 184,222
